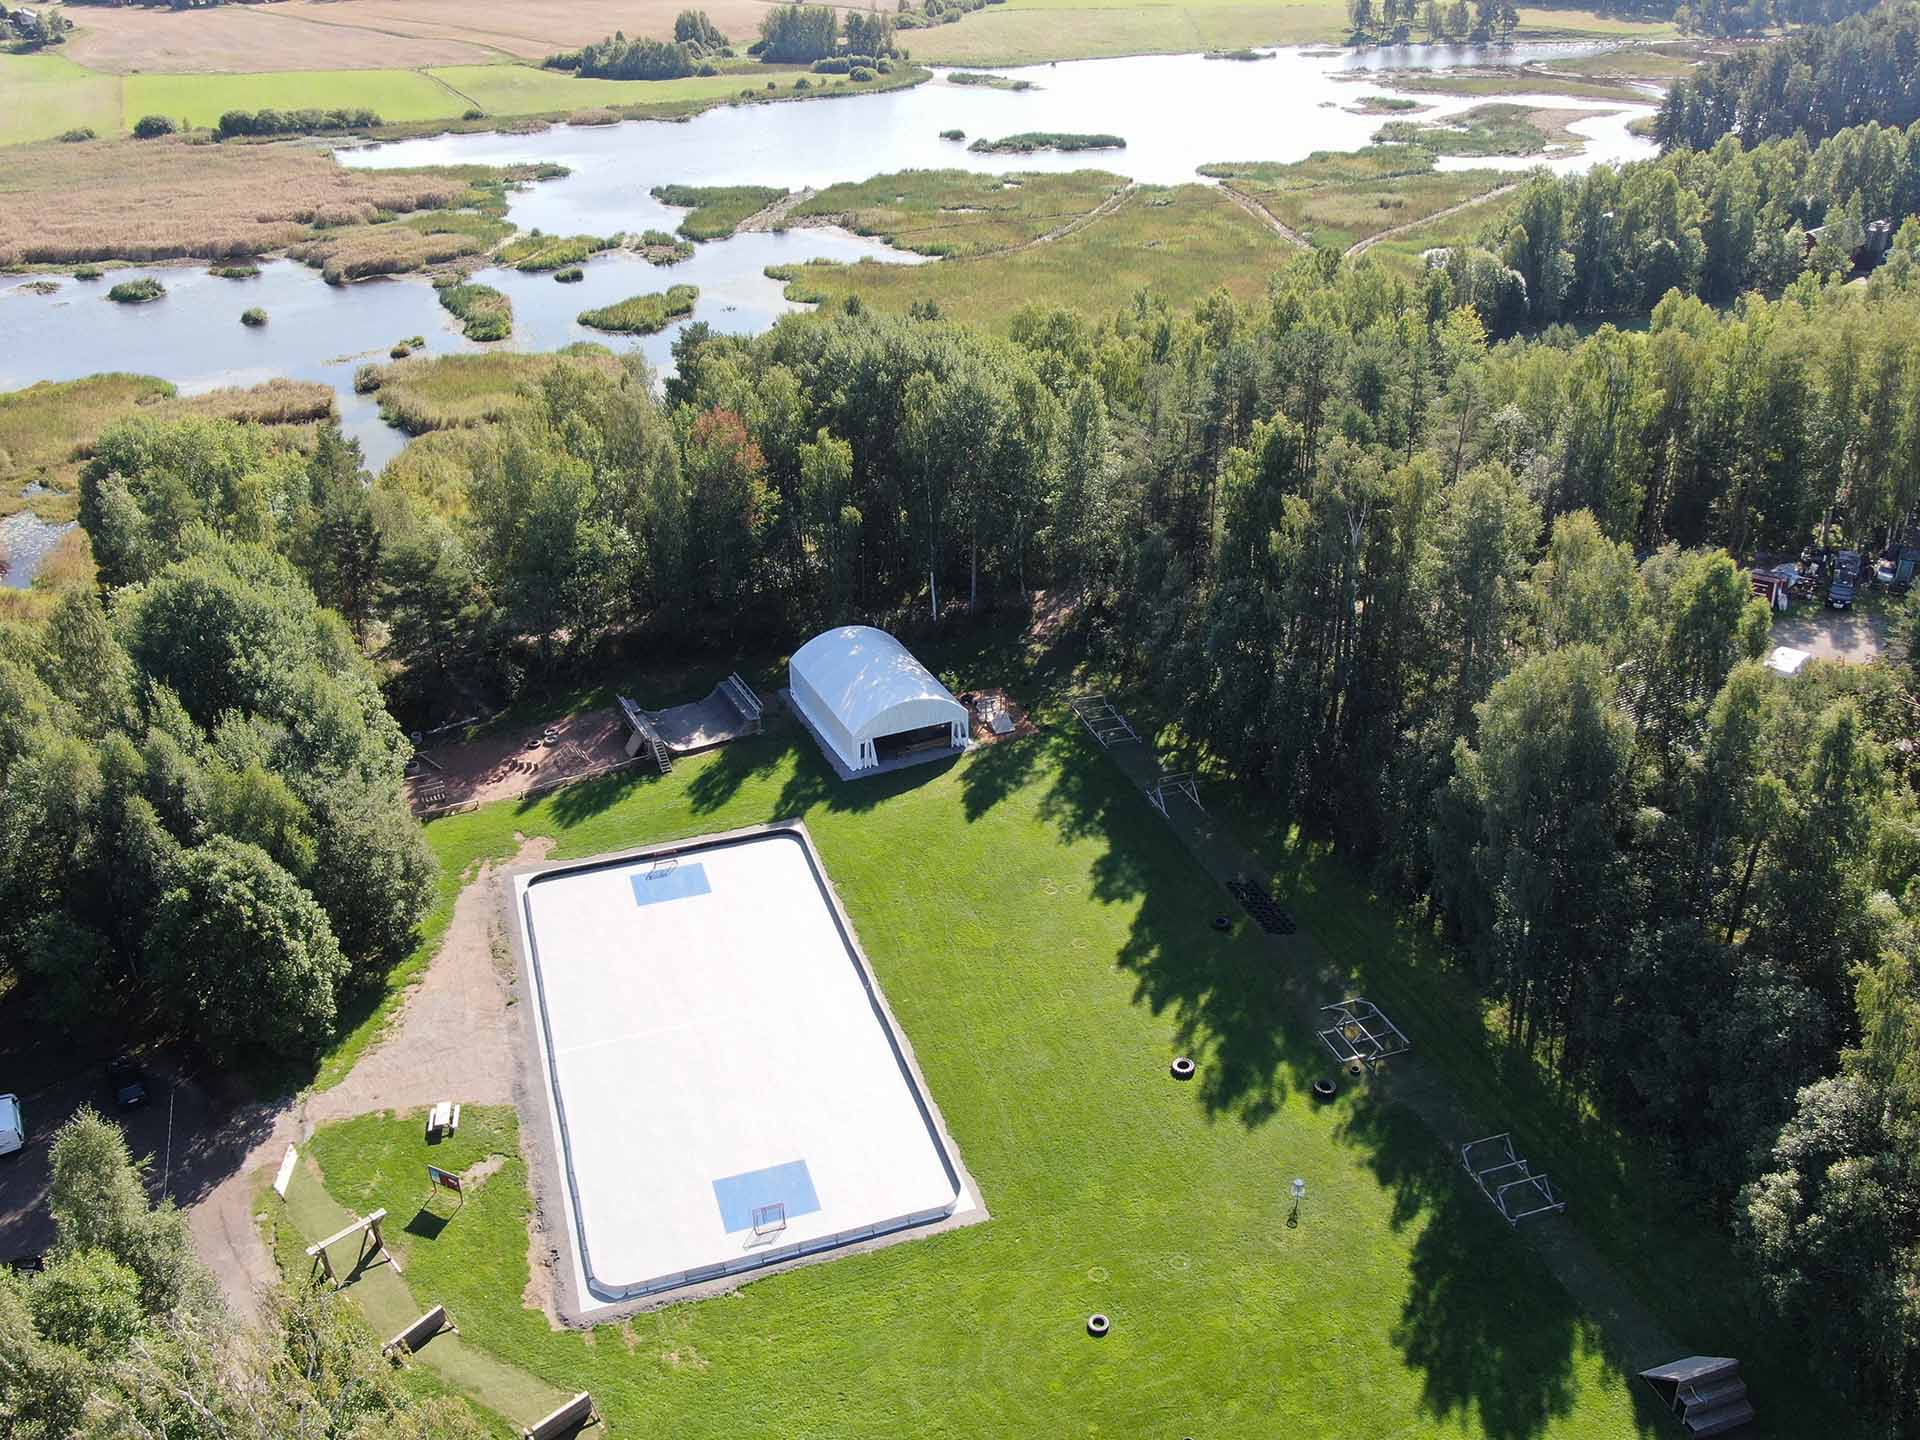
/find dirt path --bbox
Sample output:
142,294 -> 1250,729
736,188 -> 820,234
1016,181 -> 1138,250
1218,183 -> 1312,249
1343,182 -> 1520,259
187,839 -> 548,1321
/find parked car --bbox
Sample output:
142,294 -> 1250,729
1829,550 -> 1861,609
107,1057 -> 149,1110
0,1094 -> 23,1156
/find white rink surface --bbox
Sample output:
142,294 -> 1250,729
518,829 -> 962,1299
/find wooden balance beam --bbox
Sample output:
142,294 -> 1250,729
305,1208 -> 401,1287
383,1303 -> 456,1358
523,1391 -> 597,1440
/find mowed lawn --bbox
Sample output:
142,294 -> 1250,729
0,53 -> 122,146
289,724 -> 1656,1438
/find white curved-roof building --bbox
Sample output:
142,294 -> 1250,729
788,627 -> 969,775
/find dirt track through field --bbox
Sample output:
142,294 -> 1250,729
187,839 -> 546,1321
1343,181 -> 1520,258
1217,182 -> 1311,249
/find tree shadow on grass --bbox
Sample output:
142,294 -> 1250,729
535,762 -> 659,829
1337,1093 -> 1602,1440
957,729 -> 1047,822
1033,731 -> 1324,1126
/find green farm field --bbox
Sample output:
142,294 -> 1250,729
275,667 -> 1825,1438
113,62 -> 829,136
908,0 -> 1675,65
0,53 -> 122,146
123,68 -> 463,130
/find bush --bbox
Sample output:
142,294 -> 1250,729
576,283 -> 699,334
697,61 -> 718,76
58,127 -> 95,143
940,128 -> 965,140
812,56 -> 851,73
554,266 -> 585,282
877,57 -> 893,72
850,66 -> 875,81
106,278 -> 165,304
437,281 -> 512,341
239,307 -> 267,327
131,115 -> 175,140
462,107 -> 486,121
216,108 -> 379,140
354,364 -> 383,393
795,76 -> 811,89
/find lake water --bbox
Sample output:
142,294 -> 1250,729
0,43 -> 1656,490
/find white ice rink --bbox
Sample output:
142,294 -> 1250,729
515,827 -> 962,1300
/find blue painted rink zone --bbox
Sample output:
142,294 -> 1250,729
713,1159 -> 823,1233
630,862 -> 712,906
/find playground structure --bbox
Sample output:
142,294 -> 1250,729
1317,998 -> 1412,1070
306,1209 -> 400,1287
618,673 -> 764,775
1145,770 -> 1203,818
1070,694 -> 1141,748
1460,1133 -> 1567,1226
1639,1356 -> 1757,1438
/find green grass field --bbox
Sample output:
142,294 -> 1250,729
0,53 -> 122,146
774,182 -> 1297,327
908,0 -> 1674,65
274,665 -> 1837,1436
122,68 -> 461,130
429,63 -> 814,115
285,720 -> 1655,1437
112,62 -> 834,135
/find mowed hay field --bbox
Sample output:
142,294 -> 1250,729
278,723 -> 1675,1439
433,62 -> 814,114
64,0 -> 821,72
0,53 -> 122,146
776,183 -> 1299,326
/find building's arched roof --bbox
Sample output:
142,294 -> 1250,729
789,627 -> 966,746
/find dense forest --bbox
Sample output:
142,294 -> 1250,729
1595,0 -> 1879,36
0,424 -> 434,1067
1656,0 -> 1920,148
1476,119 -> 1920,324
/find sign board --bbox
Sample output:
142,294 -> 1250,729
427,1165 -> 462,1194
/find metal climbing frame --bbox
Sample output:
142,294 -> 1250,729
1460,1133 -> 1567,1226
1070,694 -> 1141,748
1316,998 -> 1411,1069
1146,772 -> 1203,817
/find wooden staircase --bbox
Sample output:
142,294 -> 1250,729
1640,1357 -> 1756,1438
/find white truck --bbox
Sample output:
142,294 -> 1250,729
0,1094 -> 24,1156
